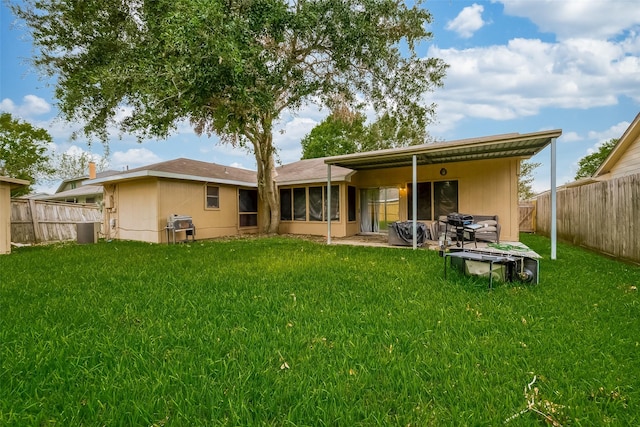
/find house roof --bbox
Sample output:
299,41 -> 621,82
85,158 -> 258,187
46,185 -> 104,200
275,158 -> 356,185
594,112 -> 640,177
55,170 -> 121,193
324,129 -> 563,170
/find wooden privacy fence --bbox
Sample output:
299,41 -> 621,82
11,199 -> 102,244
536,173 -> 640,263
518,201 -> 536,233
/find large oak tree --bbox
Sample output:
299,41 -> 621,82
12,0 -> 447,233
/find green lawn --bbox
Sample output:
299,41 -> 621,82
1,234 -> 639,426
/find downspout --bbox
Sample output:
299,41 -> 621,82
327,164 -> 331,245
550,138 -> 557,260
412,155 -> 417,250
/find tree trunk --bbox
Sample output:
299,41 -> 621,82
253,121 -> 280,234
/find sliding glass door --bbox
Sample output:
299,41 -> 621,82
360,187 -> 399,233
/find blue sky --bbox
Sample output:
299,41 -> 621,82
2,0 -> 639,194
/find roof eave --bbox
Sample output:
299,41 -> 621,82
86,170 -> 257,188
277,170 -> 356,186
324,129 -> 562,170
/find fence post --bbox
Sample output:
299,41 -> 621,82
27,199 -> 42,243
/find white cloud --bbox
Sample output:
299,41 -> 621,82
427,33 -> 640,129
497,0 -> 640,40
273,116 -> 319,164
111,148 -> 162,170
587,120 -> 630,145
0,99 -> 16,112
560,131 -> 582,143
229,162 -> 246,169
446,3 -> 486,39
0,95 -> 51,118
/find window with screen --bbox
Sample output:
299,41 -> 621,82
407,182 -> 432,220
239,189 -> 258,227
206,184 -> 219,209
348,186 -> 356,222
407,180 -> 459,220
434,181 -> 459,219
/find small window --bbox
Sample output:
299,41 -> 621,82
85,197 -> 96,204
206,185 -> 219,209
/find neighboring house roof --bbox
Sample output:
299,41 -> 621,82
325,129 -> 563,170
594,112 -> 640,178
47,185 -> 104,200
86,158 -> 258,187
55,170 -> 120,193
275,157 -> 356,185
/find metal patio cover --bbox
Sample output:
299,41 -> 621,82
323,129 -> 563,259
324,130 -> 562,170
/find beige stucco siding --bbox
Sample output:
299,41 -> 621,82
157,180 -> 250,241
106,178 -> 258,244
114,178 -> 160,242
456,158 -> 519,241
1,182 -> 11,254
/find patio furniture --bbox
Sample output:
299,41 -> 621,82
388,221 -> 429,246
473,215 -> 501,243
432,214 -> 501,244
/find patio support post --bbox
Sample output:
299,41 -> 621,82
327,164 -> 332,245
412,155 -> 417,250
550,137 -> 557,260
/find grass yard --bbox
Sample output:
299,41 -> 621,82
1,234 -> 639,426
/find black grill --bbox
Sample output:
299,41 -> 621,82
446,213 -> 474,227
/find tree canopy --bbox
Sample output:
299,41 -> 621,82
301,112 -> 367,159
574,138 -> 618,180
12,0 -> 447,232
0,113 -> 54,196
301,109 -> 428,159
50,151 -> 109,181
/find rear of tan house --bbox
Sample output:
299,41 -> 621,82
91,159 -> 259,243
277,130 -> 562,243
87,130 -> 561,245
276,157 -> 522,242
